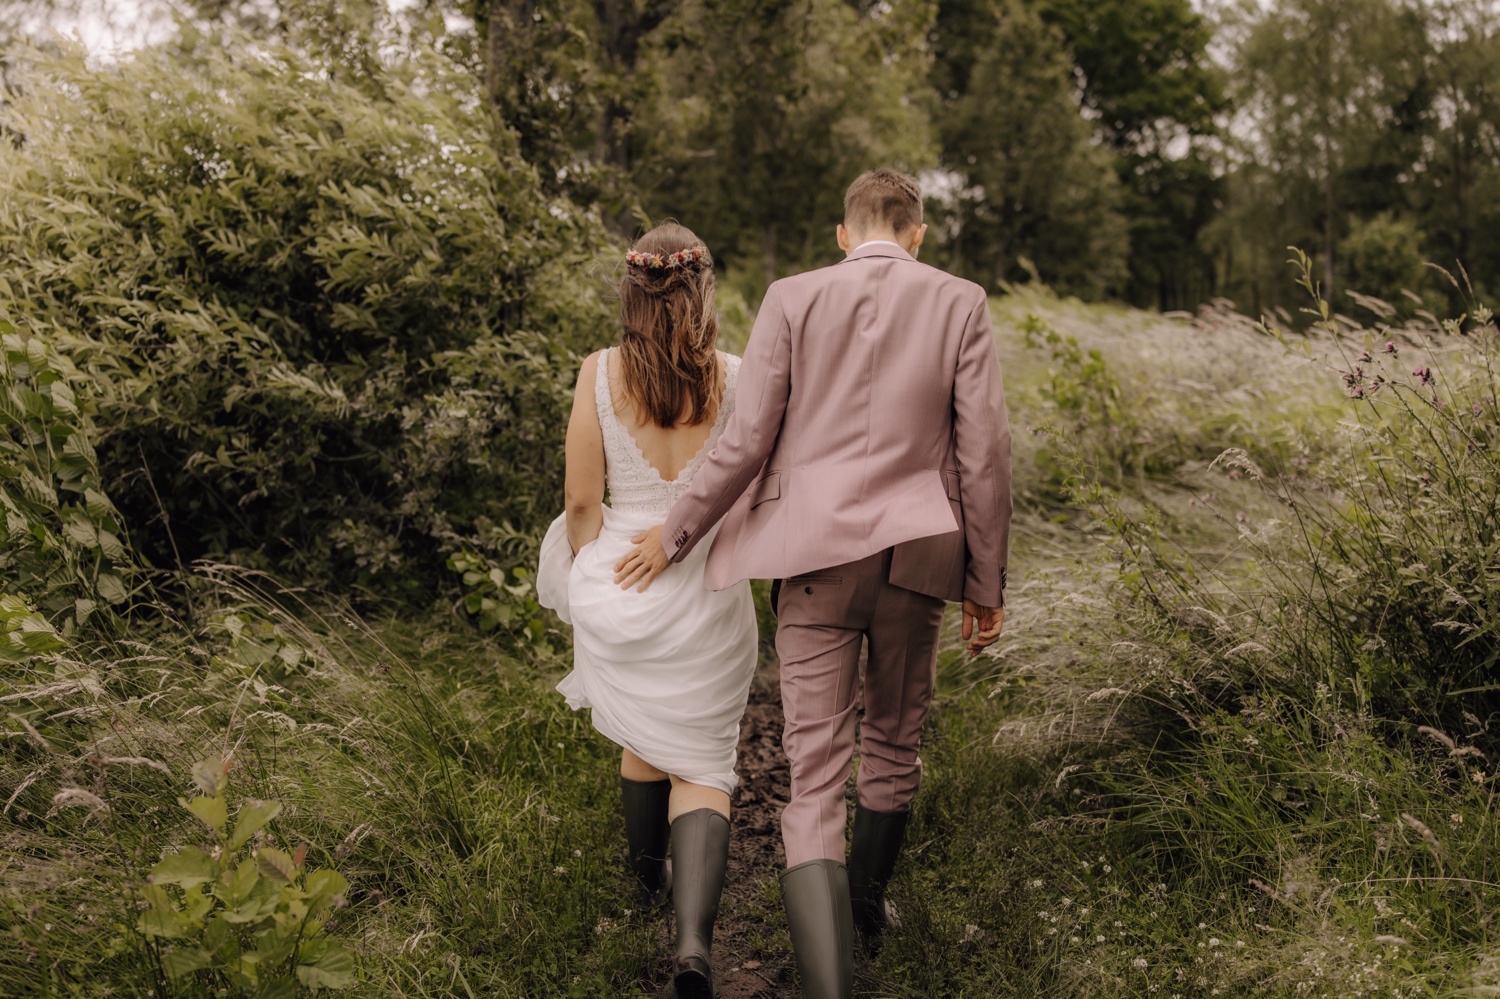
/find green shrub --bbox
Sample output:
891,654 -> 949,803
0,37 -> 615,609
139,757 -> 355,993
1341,211 -> 1428,312
0,317 -> 134,642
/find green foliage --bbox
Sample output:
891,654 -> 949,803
1033,0 -> 1227,310
929,0 -> 1128,297
447,549 -> 552,652
1340,211 -> 1428,308
0,35 -> 613,605
634,0 -> 937,293
137,758 -> 355,992
0,318 -> 134,638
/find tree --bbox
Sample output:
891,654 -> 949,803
1224,0 -> 1431,308
1415,0 -> 1500,305
930,0 -> 1128,297
1032,0 -> 1228,310
633,0 -> 937,293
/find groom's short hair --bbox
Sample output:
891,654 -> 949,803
844,169 -> 923,236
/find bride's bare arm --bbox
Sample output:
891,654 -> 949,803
565,352 -> 605,554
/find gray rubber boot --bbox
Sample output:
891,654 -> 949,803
621,777 -> 672,905
848,805 -> 910,955
780,859 -> 855,999
669,808 -> 730,998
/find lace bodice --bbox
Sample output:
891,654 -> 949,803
596,347 -> 741,517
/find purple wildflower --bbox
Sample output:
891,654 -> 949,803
1384,342 -> 1398,355
1413,367 -> 1433,386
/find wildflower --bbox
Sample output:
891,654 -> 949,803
1235,940 -> 1245,948
573,849 -> 582,857
1384,341 -> 1398,354
1450,813 -> 1463,827
1413,367 -> 1433,386
1029,878 -> 1044,889
1104,865 -> 1113,874
553,866 -> 566,875
1359,350 -> 1372,363
1133,957 -> 1148,969
1209,938 -> 1221,947
1071,935 -> 1081,944
1475,403 -> 1486,416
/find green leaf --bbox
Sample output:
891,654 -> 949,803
256,977 -> 299,999
304,869 -> 348,908
161,946 -> 214,980
137,908 -> 193,940
96,573 -> 127,604
296,943 -> 356,990
229,799 -> 283,851
150,847 -> 219,889
215,857 -> 261,907
185,794 -> 228,834
192,757 -> 228,797
255,846 -> 297,883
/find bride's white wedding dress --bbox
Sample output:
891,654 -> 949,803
535,348 -> 757,794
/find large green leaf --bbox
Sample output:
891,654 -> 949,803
230,799 -> 283,850
304,869 -> 348,910
255,846 -> 297,883
185,794 -> 228,834
256,978 -> 299,999
215,856 -> 261,907
296,943 -> 356,990
161,946 -> 215,980
150,847 -> 219,889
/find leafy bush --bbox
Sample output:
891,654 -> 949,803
139,757 -> 354,993
0,36 -> 614,609
1341,211 -> 1429,311
0,317 -> 134,643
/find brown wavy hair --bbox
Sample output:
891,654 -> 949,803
617,222 -> 721,429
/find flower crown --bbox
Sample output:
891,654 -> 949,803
626,245 -> 709,271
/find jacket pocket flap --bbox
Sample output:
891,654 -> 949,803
751,472 -> 781,509
944,471 -> 962,502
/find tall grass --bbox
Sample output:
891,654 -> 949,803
942,268 -> 1500,995
1,567 -> 667,997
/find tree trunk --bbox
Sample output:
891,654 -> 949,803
485,0 -> 536,111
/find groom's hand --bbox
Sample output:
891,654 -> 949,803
961,600 -> 1004,657
615,525 -> 670,592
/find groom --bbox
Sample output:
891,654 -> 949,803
619,168 -> 1011,997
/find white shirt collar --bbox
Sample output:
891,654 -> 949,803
856,239 -> 906,251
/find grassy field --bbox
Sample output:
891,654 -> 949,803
6,287 -> 1500,997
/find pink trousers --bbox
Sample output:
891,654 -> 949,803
774,549 -> 946,867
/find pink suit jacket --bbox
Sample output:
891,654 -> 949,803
662,241 -> 1012,606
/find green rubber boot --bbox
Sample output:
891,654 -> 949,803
780,859 -> 855,999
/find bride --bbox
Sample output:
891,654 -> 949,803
536,222 -> 756,998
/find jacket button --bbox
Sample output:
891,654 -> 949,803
805,586 -> 813,594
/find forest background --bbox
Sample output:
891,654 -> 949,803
6,0 -> 1500,996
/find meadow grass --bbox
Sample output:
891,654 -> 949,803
9,288 -> 1500,997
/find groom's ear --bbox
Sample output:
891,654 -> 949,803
837,223 -> 852,253
906,223 -> 928,257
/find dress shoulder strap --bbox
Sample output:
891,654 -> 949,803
594,347 -> 618,432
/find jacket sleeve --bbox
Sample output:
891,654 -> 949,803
953,291 -> 1012,606
663,282 -> 794,562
